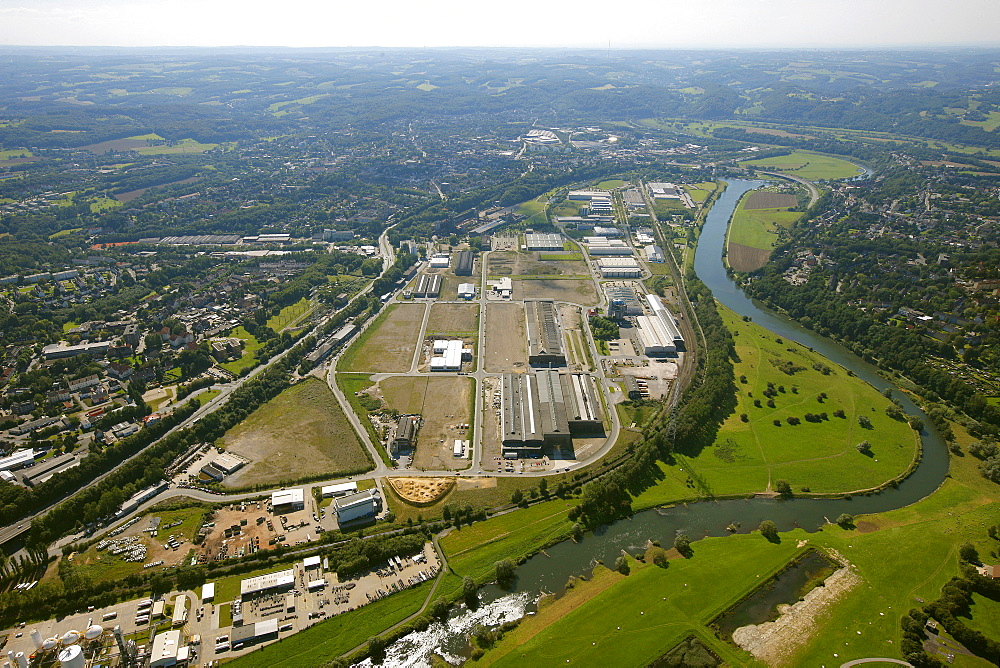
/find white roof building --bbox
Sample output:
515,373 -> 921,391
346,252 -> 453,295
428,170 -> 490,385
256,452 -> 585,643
431,339 -> 464,371
429,254 -> 450,268
240,569 -> 295,596
149,629 -> 182,668
271,488 -> 305,509
597,257 -> 642,278
321,482 -> 358,497
202,583 -> 215,603
457,283 -> 476,299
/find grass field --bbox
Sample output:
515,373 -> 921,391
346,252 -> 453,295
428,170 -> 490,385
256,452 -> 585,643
516,199 -> 548,227
441,500 -> 575,589
339,303 -> 425,373
220,326 -> 263,375
684,181 -> 718,204
220,377 -> 372,487
633,307 -> 917,504
227,582 -> 430,667
425,302 -> 479,335
265,297 -> 313,332
596,179 -> 627,189
727,195 -> 802,251
739,150 -> 864,180
481,533 -> 801,666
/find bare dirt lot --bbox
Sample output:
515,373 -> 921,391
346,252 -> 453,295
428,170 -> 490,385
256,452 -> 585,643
378,376 -> 472,471
220,378 -> 372,488
487,251 -> 587,278
426,303 -> 480,335
521,279 -> 598,305
387,477 -> 456,505
342,303 -> 426,373
558,304 -> 593,372
484,302 -> 528,372
727,242 -> 772,272
743,191 -> 798,210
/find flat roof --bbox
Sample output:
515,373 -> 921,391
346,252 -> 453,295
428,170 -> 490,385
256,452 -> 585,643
321,482 -> 358,496
150,629 -> 182,664
240,568 -> 295,596
335,489 -> 380,511
271,488 -> 304,506
202,583 -> 215,602
303,556 -> 321,569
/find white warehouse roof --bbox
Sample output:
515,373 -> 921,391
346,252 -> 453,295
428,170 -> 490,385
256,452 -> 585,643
241,569 -> 295,596
271,488 -> 304,507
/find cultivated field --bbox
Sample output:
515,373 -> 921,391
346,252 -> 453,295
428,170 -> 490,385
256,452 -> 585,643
425,302 -> 479,335
220,378 -> 372,487
484,302 -> 528,371
739,149 -> 865,180
743,191 -> 798,210
727,190 -> 802,252
378,376 -> 472,471
727,243 -> 773,272
520,278 -> 598,305
340,303 -> 426,373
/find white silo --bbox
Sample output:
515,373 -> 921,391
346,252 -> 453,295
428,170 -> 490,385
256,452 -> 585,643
29,629 -> 42,650
84,624 -> 104,641
57,644 -> 85,668
11,652 -> 27,668
42,637 -> 60,652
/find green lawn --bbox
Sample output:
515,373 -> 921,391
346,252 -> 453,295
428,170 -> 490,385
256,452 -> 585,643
965,592 -> 1000,638
596,179 -> 626,189
266,297 -> 313,332
135,137 -> 217,155
482,533 -> 802,666
227,582 -> 430,667
90,197 -> 122,213
634,307 -> 918,505
739,150 -> 864,180
0,149 -> 31,160
516,199 -> 548,227
441,500 -> 574,591
727,193 -> 802,251
684,181 -> 717,203
220,326 -> 263,375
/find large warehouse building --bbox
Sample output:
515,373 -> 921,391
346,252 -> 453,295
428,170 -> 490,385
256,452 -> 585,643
454,250 -> 474,276
634,294 -> 685,355
584,237 -> 632,256
413,273 -> 441,298
525,300 -> 566,366
524,233 -> 563,251
500,371 -> 603,455
597,257 -> 642,278
334,489 -> 381,523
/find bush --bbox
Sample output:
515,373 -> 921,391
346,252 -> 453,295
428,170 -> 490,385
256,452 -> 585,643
836,513 -> 854,528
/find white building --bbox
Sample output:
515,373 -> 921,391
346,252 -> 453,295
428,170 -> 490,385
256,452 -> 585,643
597,257 -> 642,278
241,569 -> 295,596
644,245 -> 665,263
430,339 -> 465,371
271,488 -> 304,511
634,294 -> 685,354
524,233 -> 563,251
429,254 -> 450,269
321,482 -> 358,498
457,283 -> 476,300
592,226 -> 621,237
334,489 -> 381,523
149,629 -> 182,668
585,237 -> 632,256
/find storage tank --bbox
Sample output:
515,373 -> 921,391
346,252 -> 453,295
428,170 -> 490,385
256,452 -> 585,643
59,629 -> 80,646
42,638 -> 60,651
84,624 -> 104,641
29,629 -> 42,650
11,652 -> 27,668
57,645 -> 85,668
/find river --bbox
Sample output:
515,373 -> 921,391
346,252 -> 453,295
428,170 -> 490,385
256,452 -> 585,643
370,177 -> 949,666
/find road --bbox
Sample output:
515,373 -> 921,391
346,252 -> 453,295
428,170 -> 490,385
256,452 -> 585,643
757,170 -> 821,207
2,226 -> 401,551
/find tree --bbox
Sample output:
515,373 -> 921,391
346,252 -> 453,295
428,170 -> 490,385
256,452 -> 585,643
368,635 -> 387,664
959,543 -> 980,564
495,558 -> 516,589
856,440 -> 872,455
759,520 -> 778,541
463,576 -> 479,606
538,477 -> 548,497
907,416 -> 924,432
836,513 -> 855,528
773,479 -> 792,497
674,533 -> 692,557
510,489 -> 524,505
614,555 -> 630,575
858,415 -> 873,428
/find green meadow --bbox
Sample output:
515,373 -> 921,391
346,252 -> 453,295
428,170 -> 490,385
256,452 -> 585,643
727,193 -> 802,251
739,149 -> 864,180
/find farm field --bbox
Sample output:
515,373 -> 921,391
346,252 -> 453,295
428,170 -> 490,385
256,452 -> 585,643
684,181 -> 718,203
378,376 -> 472,471
227,582 -> 431,668
425,302 -> 479,335
220,377 -> 372,488
484,302 -> 528,372
739,149 -> 865,180
726,189 -> 803,271
727,243 -> 772,273
339,303 -> 426,373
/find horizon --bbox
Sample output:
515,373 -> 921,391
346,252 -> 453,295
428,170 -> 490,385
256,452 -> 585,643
1,0 -> 999,51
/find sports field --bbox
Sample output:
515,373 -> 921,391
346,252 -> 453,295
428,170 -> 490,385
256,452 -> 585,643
220,377 -> 372,487
339,303 -> 426,373
634,307 -> 917,502
739,149 -> 864,180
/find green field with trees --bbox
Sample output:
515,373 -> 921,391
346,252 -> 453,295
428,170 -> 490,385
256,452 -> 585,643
739,149 -> 864,180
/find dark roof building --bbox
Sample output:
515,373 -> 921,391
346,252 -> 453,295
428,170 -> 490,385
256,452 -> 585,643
525,300 -> 565,366
454,250 -> 474,276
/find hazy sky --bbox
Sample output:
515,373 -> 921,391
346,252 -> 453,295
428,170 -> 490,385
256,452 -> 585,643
1,0 -> 998,49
